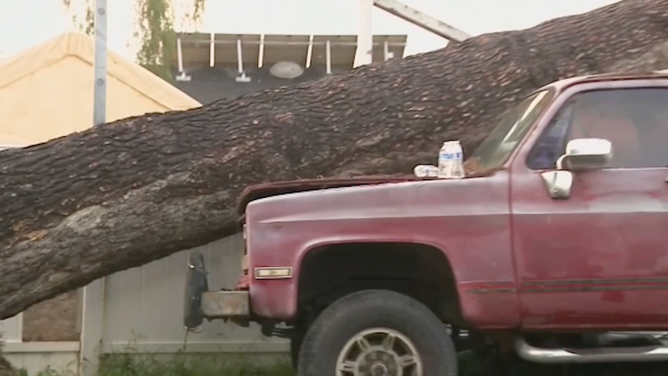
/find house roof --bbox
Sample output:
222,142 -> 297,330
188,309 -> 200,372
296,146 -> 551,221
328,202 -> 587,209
0,32 -> 201,146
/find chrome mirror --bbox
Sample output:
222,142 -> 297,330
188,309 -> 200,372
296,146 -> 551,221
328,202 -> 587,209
540,138 -> 612,200
540,170 -> 574,199
556,138 -> 613,171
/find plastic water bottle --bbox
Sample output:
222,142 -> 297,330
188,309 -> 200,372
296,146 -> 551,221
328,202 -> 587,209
438,140 -> 465,179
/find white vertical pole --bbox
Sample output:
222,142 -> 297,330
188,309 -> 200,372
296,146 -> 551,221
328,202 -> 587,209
354,0 -> 373,67
236,39 -> 244,74
325,40 -> 332,74
383,40 -> 391,60
209,33 -> 215,67
81,4 -> 108,375
258,34 -> 265,68
176,37 -> 184,73
92,0 -> 107,126
305,34 -> 314,69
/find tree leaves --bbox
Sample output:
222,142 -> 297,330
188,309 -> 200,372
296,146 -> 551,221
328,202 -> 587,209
61,0 -> 206,80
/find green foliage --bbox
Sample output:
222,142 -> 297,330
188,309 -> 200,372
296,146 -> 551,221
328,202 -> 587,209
33,367 -> 59,376
84,6 -> 95,36
16,348 -> 668,376
133,0 -> 205,80
61,0 -> 206,80
98,354 -> 294,376
18,357 -> 293,376
134,0 -> 176,80
61,0 -> 94,36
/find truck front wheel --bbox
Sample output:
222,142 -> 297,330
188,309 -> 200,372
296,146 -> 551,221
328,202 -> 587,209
297,289 -> 457,376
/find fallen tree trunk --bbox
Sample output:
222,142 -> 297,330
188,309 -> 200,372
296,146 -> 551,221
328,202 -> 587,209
2,0 -> 668,322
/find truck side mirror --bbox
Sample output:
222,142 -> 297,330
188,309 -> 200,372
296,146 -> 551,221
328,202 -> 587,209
556,138 -> 613,171
540,138 -> 612,199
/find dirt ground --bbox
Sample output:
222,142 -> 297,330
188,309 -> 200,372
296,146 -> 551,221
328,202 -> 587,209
21,290 -> 79,341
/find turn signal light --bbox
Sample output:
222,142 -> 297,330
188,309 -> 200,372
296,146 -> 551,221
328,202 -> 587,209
254,267 -> 293,279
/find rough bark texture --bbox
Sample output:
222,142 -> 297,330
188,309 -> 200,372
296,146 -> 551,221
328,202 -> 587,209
2,0 -> 668,322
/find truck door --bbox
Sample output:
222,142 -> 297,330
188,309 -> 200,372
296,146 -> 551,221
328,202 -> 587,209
510,83 -> 668,329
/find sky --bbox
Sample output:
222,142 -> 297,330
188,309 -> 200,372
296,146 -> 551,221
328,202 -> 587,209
0,0 -> 619,60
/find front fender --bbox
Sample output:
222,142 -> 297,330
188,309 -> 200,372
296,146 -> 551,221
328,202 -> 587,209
246,172 -> 519,328
249,233 -> 520,328
248,232 -> 456,320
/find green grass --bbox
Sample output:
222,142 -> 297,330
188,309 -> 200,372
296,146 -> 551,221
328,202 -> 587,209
98,355 -> 294,376
10,349 -> 526,376
19,356 -> 294,376
20,349 -> 668,376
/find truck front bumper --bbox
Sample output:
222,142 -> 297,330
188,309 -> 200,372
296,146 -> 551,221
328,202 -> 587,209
183,252 -> 250,330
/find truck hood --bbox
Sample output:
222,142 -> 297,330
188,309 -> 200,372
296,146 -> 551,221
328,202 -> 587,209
240,172 -> 505,229
237,175 -> 427,216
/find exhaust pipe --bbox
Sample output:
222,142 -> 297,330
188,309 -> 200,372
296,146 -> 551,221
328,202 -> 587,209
515,337 -> 668,364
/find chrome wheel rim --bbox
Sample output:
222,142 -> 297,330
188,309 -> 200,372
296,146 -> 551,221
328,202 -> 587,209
336,327 -> 423,376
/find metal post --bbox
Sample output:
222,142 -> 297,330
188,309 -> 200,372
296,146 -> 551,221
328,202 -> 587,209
93,0 -> 107,127
209,33 -> 215,67
81,7 -> 108,376
258,34 -> 265,68
354,0 -> 374,67
176,37 -> 184,73
235,39 -> 251,82
175,35 -> 191,82
236,39 -> 244,74
383,40 -> 391,60
325,40 -> 332,74
305,34 -> 314,68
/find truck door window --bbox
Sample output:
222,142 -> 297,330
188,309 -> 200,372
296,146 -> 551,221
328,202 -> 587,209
527,88 -> 668,170
465,89 -> 554,173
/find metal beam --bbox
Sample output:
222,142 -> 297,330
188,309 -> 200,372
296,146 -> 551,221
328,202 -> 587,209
373,0 -> 471,43
181,39 -> 406,47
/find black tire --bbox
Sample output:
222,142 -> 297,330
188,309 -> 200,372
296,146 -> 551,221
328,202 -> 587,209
297,289 -> 457,376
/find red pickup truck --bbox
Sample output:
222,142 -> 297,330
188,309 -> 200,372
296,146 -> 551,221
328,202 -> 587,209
185,72 -> 668,376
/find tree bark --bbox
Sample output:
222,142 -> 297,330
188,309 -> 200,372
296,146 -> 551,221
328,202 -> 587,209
2,0 -> 668,321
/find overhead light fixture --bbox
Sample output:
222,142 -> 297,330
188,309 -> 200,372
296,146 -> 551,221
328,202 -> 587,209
269,61 -> 304,79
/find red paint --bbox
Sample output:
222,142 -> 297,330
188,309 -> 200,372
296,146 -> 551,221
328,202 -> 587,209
241,73 -> 668,331
246,172 -> 517,323
510,77 -> 668,330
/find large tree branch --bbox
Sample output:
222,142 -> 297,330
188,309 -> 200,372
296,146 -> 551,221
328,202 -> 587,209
2,0 -> 668,320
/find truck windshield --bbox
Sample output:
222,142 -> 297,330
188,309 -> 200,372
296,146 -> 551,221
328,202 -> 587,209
466,89 -> 554,173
